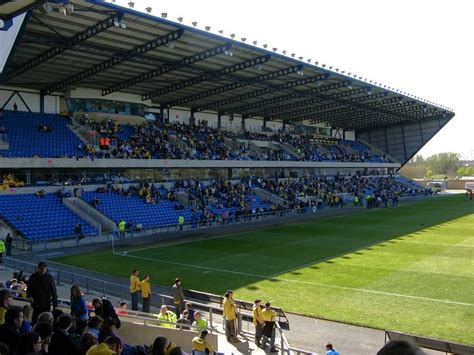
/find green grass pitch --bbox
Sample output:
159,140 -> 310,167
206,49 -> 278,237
53,195 -> 474,344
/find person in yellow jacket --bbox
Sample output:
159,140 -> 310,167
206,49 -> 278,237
192,330 -> 215,354
0,290 -> 12,325
157,305 -> 177,328
261,302 -> 278,352
118,219 -> 126,239
141,275 -> 151,313
253,299 -> 265,347
222,290 -> 238,343
129,269 -> 141,311
0,240 -> 5,263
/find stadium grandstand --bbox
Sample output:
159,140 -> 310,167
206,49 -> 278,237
1,1 -> 472,354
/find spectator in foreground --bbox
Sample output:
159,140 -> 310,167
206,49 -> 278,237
98,317 -> 119,344
33,322 -> 53,355
377,340 -> 423,355
70,285 -> 88,334
149,336 -> 177,355
326,342 -> 340,355
0,290 -> 12,325
36,311 -> 54,327
27,261 -> 58,324
84,316 -> 103,338
49,314 -> 79,355
17,331 -> 42,355
79,332 -> 98,355
192,330 -> 215,355
20,304 -> 33,333
0,308 -> 23,353
92,298 -> 121,329
86,335 -> 122,355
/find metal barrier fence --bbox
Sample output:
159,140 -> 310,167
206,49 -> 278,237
13,206 -> 323,251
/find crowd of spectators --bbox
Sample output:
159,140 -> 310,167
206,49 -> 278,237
76,116 -> 388,163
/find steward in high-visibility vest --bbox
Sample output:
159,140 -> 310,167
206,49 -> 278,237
118,219 -> 126,238
0,240 -> 5,263
178,215 -> 184,231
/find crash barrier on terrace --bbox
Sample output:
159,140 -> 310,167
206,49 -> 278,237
384,330 -> 474,354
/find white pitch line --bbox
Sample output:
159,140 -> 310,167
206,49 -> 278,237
396,240 -> 474,248
120,253 -> 270,279
119,208 -> 380,255
117,253 -> 474,308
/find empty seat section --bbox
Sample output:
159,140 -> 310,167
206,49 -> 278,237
0,194 -> 98,240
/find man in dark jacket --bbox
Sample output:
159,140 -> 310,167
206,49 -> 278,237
0,308 -> 23,353
27,261 -> 58,323
5,233 -> 13,256
172,277 -> 185,318
92,298 -> 121,329
49,314 -> 79,355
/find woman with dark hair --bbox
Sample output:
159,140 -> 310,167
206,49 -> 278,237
17,331 -> 42,355
149,336 -> 167,355
70,285 -> 88,334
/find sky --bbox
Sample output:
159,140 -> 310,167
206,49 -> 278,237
116,0 -> 473,159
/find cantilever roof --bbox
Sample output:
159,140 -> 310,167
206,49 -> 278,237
1,0 -> 455,131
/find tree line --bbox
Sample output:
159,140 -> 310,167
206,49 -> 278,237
400,152 -> 474,179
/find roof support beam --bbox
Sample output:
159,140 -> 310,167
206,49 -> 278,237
248,86 -> 374,119
3,14 -> 122,82
142,54 -> 271,101
41,28 -> 184,94
102,43 -> 232,95
195,73 -> 329,112
163,64 -> 303,108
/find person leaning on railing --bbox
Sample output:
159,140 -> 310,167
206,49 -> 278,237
222,290 -> 238,343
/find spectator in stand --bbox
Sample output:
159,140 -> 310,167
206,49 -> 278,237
176,310 -> 191,330
185,302 -> 195,323
171,278 -> 185,318
149,336 -> 177,355
33,322 -> 53,354
92,298 -> 121,329
20,304 -> 33,334
52,309 -> 64,332
157,305 -> 177,328
261,302 -> 277,353
222,290 -> 238,343
192,330 -> 215,355
192,311 -> 208,331
141,275 -> 151,313
36,311 -> 54,327
0,308 -> 23,354
325,342 -> 340,355
98,317 -> 119,344
17,331 -> 42,355
253,299 -> 264,347
86,335 -> 122,355
70,285 -> 89,334
84,316 -> 103,339
0,342 -> 8,355
27,261 -> 58,324
0,290 -> 12,325
79,332 -> 98,355
49,314 -> 79,355
129,269 -> 141,311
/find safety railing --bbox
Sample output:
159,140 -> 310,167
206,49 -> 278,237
13,205 -> 323,251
